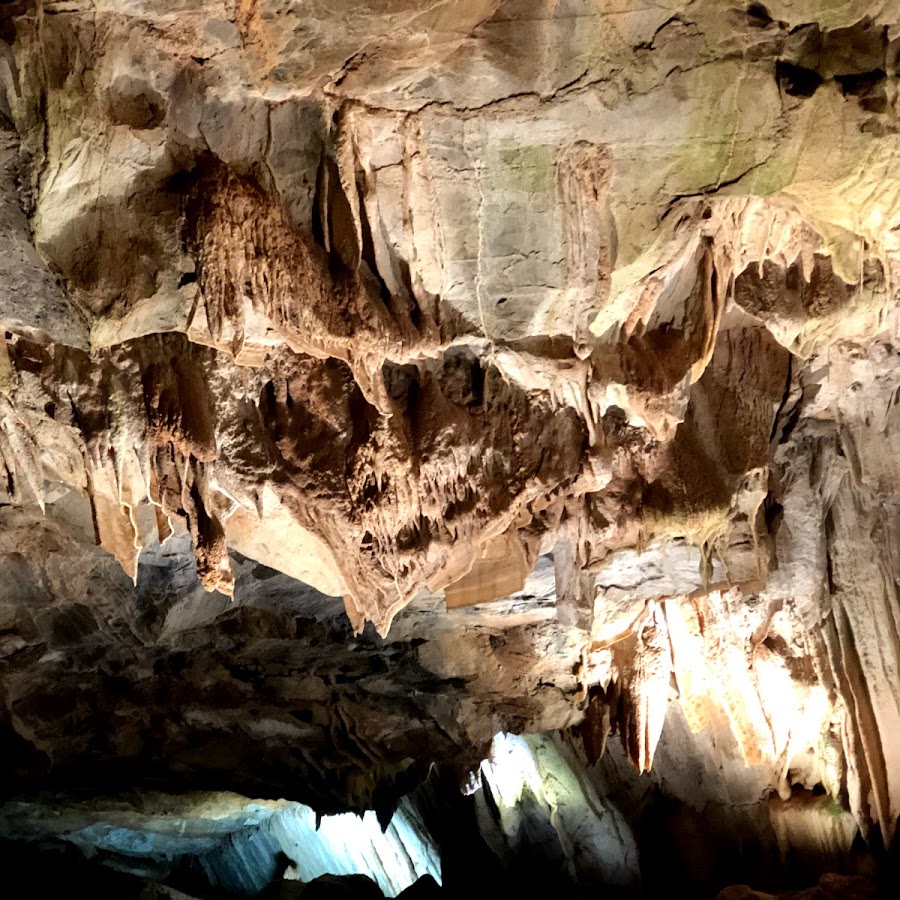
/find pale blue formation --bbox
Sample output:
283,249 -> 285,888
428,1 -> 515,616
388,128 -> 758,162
3,796 -> 440,897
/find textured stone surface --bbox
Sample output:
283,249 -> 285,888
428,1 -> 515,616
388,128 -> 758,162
0,0 -> 900,895
0,508 -> 584,807
715,874 -> 879,900
476,732 -> 641,889
0,791 -> 440,896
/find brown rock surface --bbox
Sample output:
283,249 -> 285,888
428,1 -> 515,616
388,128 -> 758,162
716,873 -> 878,900
0,0 -> 899,892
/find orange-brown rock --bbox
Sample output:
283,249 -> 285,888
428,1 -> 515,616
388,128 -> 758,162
1,1 -> 900,894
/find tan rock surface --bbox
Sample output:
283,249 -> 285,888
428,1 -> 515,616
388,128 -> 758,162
0,0 -> 899,887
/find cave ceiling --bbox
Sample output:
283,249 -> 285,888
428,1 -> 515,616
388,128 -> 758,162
0,0 -> 899,886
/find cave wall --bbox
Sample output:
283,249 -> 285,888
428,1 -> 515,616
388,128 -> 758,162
0,1 -> 899,894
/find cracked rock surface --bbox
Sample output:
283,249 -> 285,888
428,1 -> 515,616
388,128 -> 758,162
1,0 -> 900,894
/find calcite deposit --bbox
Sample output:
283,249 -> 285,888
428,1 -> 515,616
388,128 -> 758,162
1,0 -> 899,895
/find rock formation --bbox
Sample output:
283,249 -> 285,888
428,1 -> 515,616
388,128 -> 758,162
1,0 -> 899,896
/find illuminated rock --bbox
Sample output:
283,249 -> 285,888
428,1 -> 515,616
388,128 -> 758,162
0,1 -> 899,895
476,732 -> 640,889
0,792 -> 439,897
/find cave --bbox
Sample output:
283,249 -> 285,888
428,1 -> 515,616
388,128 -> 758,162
0,2 -> 898,898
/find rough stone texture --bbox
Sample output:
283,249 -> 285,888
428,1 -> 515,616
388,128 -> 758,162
1,0 -> 900,895
715,874 -> 879,900
0,509 -> 583,808
0,790 -> 440,896
476,732 -> 641,889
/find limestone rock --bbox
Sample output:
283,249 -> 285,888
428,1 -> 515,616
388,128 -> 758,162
0,0 -> 899,895
716,874 -> 878,900
476,732 -> 641,889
